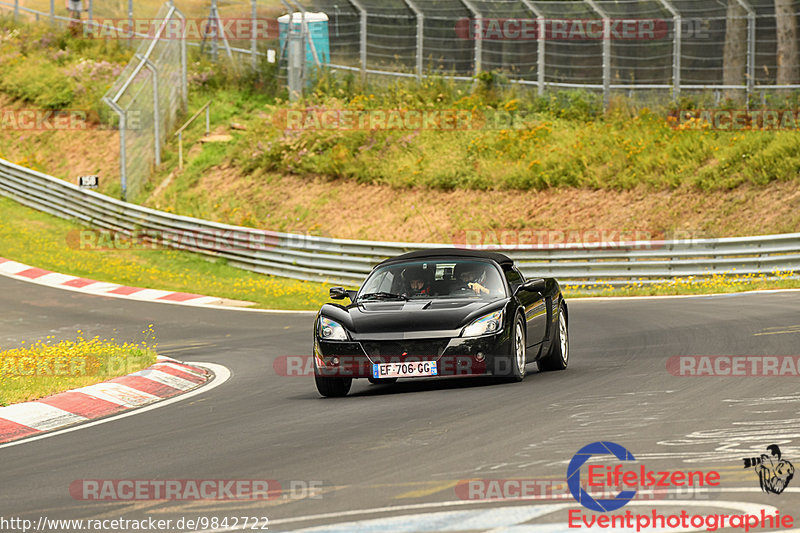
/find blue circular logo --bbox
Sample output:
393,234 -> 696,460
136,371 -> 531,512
567,441 -> 637,512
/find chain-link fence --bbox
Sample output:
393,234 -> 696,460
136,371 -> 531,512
102,2 -> 187,201
304,0 -> 800,105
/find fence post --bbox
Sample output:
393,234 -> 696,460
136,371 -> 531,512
88,0 -> 92,32
403,0 -> 424,80
139,56 -> 161,166
347,0 -> 367,83
460,0 -> 481,76
584,0 -> 610,110
13,0 -> 18,21
656,0 -> 681,100
736,0 -> 756,101
172,4 -> 187,113
521,0 -> 545,95
287,22 -> 304,100
50,0 -> 54,25
251,0 -> 258,71
104,97 -> 127,201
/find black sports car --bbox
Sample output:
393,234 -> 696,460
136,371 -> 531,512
313,248 -> 569,397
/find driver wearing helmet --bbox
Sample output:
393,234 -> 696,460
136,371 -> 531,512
404,267 -> 431,297
455,263 -> 491,295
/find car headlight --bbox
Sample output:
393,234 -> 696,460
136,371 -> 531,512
319,316 -> 348,341
462,310 -> 504,337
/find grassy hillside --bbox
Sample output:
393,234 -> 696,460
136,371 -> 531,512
1,16 -> 800,247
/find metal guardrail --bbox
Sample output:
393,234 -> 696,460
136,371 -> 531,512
1,157 -> 799,287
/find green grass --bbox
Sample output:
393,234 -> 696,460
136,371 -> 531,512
234,73 -> 800,192
0,195 -> 336,310
0,331 -> 157,406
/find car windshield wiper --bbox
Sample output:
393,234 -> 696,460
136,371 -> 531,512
358,292 -> 408,301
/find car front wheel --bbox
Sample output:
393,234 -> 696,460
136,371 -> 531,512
504,314 -> 527,382
314,375 -> 352,397
538,303 -> 568,372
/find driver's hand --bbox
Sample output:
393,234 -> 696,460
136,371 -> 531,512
468,282 -> 489,295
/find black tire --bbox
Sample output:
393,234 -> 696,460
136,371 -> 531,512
368,377 -> 398,385
538,303 -> 569,372
503,314 -> 527,382
314,375 -> 352,397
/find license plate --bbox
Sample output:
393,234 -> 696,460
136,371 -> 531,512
373,361 -> 438,378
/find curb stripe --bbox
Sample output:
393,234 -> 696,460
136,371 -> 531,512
0,358 -> 211,444
38,392 -> 125,419
62,277 -> 96,288
0,257 -> 224,307
0,403 -> 87,431
76,382 -> 160,407
157,291 -> 206,302
108,286 -> 146,296
131,368 -> 198,391
17,267 -> 50,279
154,364 -> 207,383
111,375 -> 182,397
0,419 -> 39,440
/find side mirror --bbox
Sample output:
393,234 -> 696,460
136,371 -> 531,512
520,278 -> 547,293
329,287 -> 348,300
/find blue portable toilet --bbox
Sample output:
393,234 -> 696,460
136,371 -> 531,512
278,12 -> 330,66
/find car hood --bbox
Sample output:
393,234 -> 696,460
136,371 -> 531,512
321,298 -> 508,338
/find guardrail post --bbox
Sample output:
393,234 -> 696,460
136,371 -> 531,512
584,0 -> 610,110
460,0 -> 482,76
50,0 -> 54,25
13,0 -> 18,21
403,0 -> 424,80
521,0 -> 545,95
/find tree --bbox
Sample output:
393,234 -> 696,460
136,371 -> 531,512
723,0 -> 747,99
775,0 -> 799,86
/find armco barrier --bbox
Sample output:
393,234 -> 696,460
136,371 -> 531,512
1,157 -> 799,287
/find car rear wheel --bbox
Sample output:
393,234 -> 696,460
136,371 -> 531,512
314,375 -> 352,397
368,377 -> 398,385
504,314 -> 527,382
538,303 -> 568,372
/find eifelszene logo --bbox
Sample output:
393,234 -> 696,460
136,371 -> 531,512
567,441 -> 721,512
743,444 -> 795,494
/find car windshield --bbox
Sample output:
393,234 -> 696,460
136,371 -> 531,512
359,259 -> 507,300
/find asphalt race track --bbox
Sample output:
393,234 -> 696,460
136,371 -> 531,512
2,274 -> 800,532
